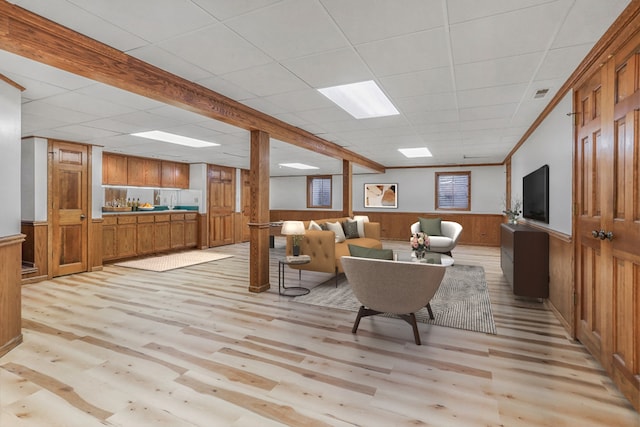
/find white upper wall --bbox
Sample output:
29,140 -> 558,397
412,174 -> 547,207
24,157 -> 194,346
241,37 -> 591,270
270,165 -> 505,214
0,80 -> 22,237
511,91 -> 573,235
21,137 -> 48,222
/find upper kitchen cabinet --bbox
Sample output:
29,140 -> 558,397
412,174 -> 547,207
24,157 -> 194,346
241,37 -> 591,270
127,156 -> 161,187
102,152 -> 128,185
161,161 -> 189,189
103,153 -> 188,188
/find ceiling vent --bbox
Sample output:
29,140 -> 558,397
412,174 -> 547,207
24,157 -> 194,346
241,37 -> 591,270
534,89 -> 549,99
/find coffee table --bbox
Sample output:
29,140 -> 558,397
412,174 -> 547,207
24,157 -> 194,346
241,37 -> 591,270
394,251 -> 454,266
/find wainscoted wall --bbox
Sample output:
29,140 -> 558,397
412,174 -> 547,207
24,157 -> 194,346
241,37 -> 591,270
270,210 -> 504,246
90,219 -> 103,272
546,229 -> 574,335
0,234 -> 24,357
20,221 -> 48,283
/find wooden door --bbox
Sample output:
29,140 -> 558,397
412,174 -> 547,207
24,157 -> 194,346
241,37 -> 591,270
208,165 -> 235,246
575,48 -> 640,411
50,140 -> 88,276
240,168 -> 251,242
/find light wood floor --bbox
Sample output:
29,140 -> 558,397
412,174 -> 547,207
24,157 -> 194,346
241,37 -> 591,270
1,240 -> 638,426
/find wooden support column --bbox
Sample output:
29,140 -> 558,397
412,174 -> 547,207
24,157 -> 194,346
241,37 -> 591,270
248,130 -> 271,293
342,160 -> 353,217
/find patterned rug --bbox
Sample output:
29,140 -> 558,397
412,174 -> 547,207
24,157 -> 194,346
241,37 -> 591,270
292,264 -> 497,335
114,251 -> 233,272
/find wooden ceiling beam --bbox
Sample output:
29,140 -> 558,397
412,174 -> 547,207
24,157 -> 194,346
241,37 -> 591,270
0,1 -> 385,173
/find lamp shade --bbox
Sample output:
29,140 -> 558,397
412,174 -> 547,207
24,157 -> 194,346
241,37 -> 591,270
281,220 -> 305,235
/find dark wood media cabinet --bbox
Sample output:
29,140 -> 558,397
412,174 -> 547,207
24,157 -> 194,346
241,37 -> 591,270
500,223 -> 549,298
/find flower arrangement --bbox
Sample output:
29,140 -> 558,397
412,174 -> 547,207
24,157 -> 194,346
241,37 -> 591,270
503,198 -> 522,224
410,231 -> 430,259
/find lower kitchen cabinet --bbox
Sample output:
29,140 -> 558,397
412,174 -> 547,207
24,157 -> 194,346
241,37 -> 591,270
102,212 -> 199,262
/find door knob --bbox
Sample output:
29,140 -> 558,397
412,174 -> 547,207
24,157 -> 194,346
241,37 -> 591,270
591,230 -> 599,238
80,214 -> 86,220
603,231 -> 614,241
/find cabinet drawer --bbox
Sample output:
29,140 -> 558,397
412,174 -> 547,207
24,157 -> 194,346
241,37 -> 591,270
137,215 -> 154,223
155,214 -> 170,222
171,214 -> 185,221
185,213 -> 197,220
103,216 -> 117,225
118,216 -> 137,225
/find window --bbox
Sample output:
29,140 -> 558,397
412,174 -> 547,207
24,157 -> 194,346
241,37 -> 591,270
435,171 -> 470,210
307,175 -> 332,208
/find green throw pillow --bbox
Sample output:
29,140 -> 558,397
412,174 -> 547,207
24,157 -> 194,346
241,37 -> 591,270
418,217 -> 442,236
348,244 -> 393,260
342,220 -> 359,239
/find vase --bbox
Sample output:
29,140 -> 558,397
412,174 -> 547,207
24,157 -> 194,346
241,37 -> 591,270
508,215 -> 518,225
414,249 -> 427,260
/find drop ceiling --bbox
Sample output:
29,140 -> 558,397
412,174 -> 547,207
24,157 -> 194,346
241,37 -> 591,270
1,0 -> 631,176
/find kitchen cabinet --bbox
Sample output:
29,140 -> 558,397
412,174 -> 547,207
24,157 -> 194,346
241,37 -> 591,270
127,157 -> 161,187
137,215 -> 155,255
102,152 -> 128,185
170,213 -> 185,248
185,213 -> 198,247
154,215 -> 171,252
102,212 -> 199,263
161,161 -> 190,189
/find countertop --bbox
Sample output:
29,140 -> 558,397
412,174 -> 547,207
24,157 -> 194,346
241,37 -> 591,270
102,209 -> 196,215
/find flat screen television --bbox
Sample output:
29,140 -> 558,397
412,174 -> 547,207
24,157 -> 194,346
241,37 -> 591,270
522,165 -> 549,223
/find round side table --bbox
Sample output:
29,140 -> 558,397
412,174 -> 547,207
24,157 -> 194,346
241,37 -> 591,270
278,256 -> 311,296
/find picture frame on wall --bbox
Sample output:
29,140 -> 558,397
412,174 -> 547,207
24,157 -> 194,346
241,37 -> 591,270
364,183 -> 397,208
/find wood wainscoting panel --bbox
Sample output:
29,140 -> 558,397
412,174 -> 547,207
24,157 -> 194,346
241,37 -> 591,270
0,234 -> 24,357
270,210 -> 504,247
20,221 -> 48,283
547,231 -> 574,336
89,218 -> 103,272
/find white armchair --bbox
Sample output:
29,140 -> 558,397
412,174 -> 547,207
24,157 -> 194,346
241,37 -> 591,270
341,256 -> 446,345
410,220 -> 463,256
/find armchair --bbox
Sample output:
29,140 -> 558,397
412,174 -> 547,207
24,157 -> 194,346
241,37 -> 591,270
341,256 -> 446,345
410,220 -> 462,256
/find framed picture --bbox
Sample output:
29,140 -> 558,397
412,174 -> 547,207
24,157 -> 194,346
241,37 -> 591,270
364,183 -> 397,208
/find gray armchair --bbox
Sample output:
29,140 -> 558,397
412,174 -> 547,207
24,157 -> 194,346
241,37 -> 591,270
341,256 -> 446,345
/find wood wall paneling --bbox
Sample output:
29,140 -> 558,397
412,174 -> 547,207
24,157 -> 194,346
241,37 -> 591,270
270,210 -> 504,246
20,221 -> 48,282
0,234 -> 24,357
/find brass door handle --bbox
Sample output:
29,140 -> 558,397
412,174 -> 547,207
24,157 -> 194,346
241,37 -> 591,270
592,229 -> 613,241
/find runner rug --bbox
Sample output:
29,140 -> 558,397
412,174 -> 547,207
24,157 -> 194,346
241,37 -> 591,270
292,264 -> 497,335
114,251 -> 232,272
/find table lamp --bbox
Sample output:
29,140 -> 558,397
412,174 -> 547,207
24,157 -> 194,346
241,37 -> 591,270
281,220 -> 305,256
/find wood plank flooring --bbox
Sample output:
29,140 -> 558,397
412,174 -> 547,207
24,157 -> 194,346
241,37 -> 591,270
1,240 -> 638,426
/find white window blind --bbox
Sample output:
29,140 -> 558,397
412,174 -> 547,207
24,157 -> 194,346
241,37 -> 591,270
309,176 -> 331,207
437,173 -> 469,209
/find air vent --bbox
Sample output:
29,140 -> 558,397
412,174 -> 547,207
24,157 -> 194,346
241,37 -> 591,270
534,89 -> 549,99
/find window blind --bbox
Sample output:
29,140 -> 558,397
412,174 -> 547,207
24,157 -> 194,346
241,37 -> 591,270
310,177 -> 331,207
437,174 -> 469,209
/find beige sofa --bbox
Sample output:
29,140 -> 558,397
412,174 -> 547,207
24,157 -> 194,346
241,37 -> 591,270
285,217 -> 382,281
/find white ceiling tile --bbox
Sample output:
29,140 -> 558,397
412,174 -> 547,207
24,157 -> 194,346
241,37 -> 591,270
157,24 -> 272,75
535,45 -> 592,81
68,0 -> 217,43
552,0 -> 631,49
282,48 -> 372,88
191,0 -> 283,21
76,84 -> 165,111
454,52 -> 543,90
357,28 -> 450,77
380,67 -> 454,98
22,100 -> 100,123
450,2 -> 569,64
459,104 -> 517,121
447,0 -> 553,24
457,84 -> 528,109
195,76 -> 257,101
263,89 -> 334,113
321,0 -> 444,44
51,124 -> 120,140
11,0 -> 147,51
42,92 -> 137,117
226,0 -> 348,61
395,92 -> 458,114
222,62 -> 309,97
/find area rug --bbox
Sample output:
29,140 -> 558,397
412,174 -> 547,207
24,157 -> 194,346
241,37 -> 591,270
292,264 -> 497,335
114,251 -> 233,272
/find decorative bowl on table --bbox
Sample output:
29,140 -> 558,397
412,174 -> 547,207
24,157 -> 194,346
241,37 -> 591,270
137,205 -> 155,211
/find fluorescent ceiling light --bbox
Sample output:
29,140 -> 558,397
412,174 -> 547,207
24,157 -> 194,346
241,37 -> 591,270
279,163 -> 319,170
131,130 -> 219,148
317,80 -> 399,119
398,147 -> 433,158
